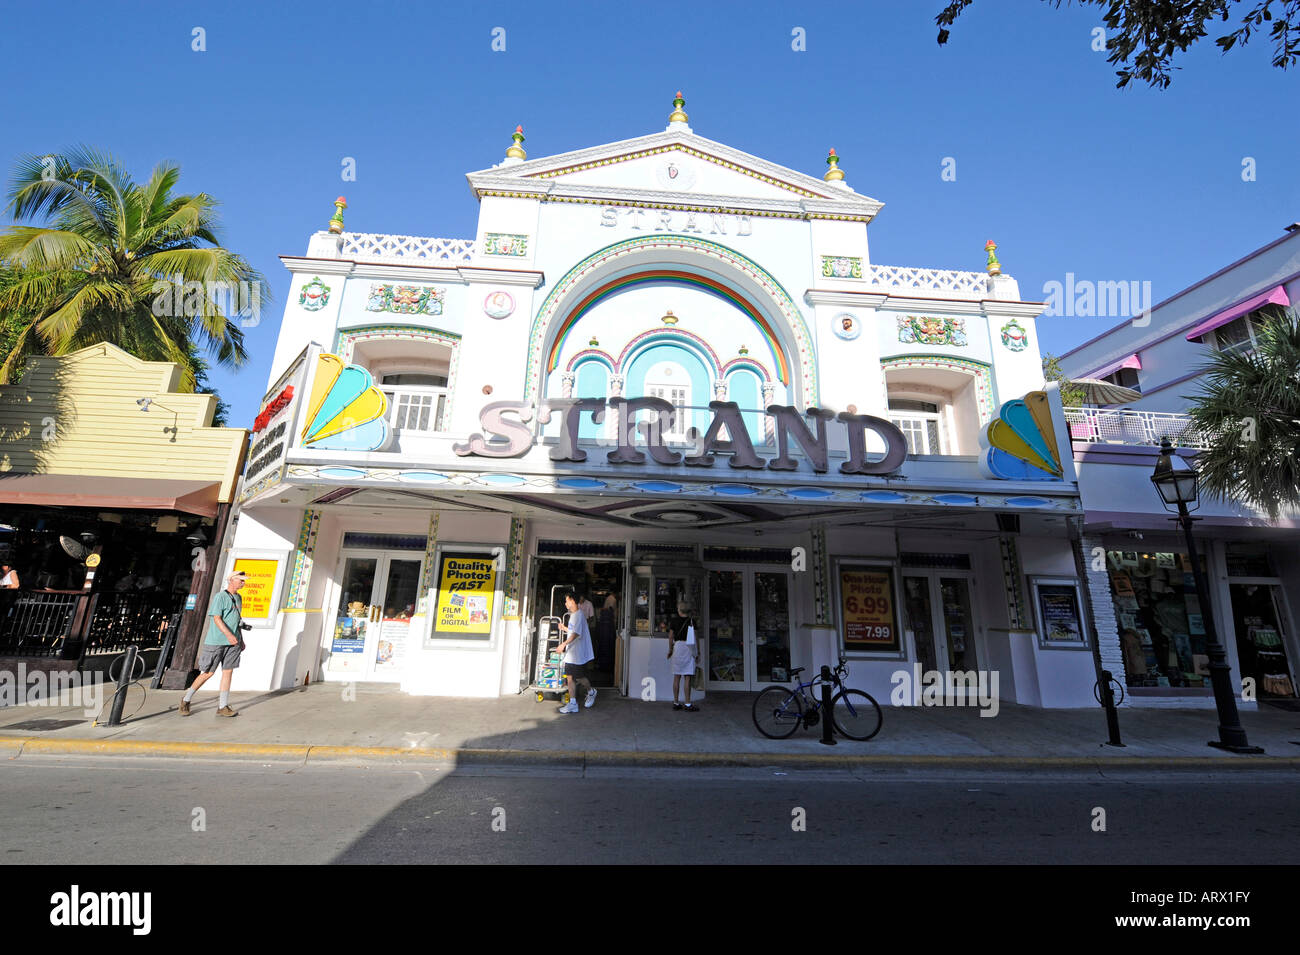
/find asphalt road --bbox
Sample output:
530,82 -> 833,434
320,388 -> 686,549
1,756 -> 1297,864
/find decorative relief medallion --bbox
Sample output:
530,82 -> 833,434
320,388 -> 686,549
833,313 -> 860,340
483,290 -> 515,319
655,158 -> 697,190
821,255 -> 862,279
1000,319 -> 1028,352
299,277 -> 330,311
483,232 -> 528,257
365,283 -> 444,315
898,315 -> 967,347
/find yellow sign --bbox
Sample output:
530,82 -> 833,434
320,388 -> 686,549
85,553 -> 101,568
433,555 -> 497,637
233,558 -> 279,620
840,567 -> 898,650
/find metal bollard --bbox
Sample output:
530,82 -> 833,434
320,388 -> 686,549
106,645 -> 138,727
151,613 -> 182,689
819,665 -> 836,746
1100,669 -> 1124,747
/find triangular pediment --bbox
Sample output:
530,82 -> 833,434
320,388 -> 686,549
466,129 -> 882,220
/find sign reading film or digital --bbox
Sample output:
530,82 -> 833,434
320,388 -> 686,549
431,553 -> 497,640
839,566 -> 899,652
232,557 -> 279,620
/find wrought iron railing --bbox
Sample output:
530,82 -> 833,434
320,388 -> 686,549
0,591 -> 186,661
1063,407 -> 1211,450
80,592 -> 185,657
0,591 -> 80,657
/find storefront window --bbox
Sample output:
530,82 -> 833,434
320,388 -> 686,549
1108,551 -> 1209,689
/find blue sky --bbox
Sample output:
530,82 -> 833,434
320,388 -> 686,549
2,0 -> 1297,428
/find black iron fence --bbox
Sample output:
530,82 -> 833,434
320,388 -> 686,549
82,592 -> 182,657
0,590 -> 186,662
0,591 -> 81,657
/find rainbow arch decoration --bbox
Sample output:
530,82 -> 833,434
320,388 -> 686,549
544,270 -> 789,382
979,391 -> 1063,481
524,235 -> 817,407
300,353 -> 391,452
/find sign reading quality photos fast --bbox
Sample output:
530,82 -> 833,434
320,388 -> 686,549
431,552 -> 498,640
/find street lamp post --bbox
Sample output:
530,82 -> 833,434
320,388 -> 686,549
1149,438 -> 1263,754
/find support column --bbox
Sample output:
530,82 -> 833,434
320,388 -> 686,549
417,512 -> 441,615
282,509 -> 323,611
999,536 -> 1027,629
1079,531 -> 1126,684
811,523 -> 830,626
160,502 -> 229,690
503,516 -> 526,619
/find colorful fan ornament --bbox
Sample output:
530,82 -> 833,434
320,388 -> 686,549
299,353 -> 390,451
978,391 -> 1063,481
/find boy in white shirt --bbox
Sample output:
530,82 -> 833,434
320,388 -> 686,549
556,592 -> 596,714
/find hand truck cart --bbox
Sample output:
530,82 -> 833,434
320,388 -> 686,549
530,584 -> 572,703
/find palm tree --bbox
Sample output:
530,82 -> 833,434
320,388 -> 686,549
1185,305 -> 1300,520
0,147 -> 265,390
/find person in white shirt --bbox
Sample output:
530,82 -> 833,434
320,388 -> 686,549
556,592 -> 596,714
0,565 -> 18,589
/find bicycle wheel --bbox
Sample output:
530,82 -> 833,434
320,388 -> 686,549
831,689 -> 882,741
752,686 -> 803,739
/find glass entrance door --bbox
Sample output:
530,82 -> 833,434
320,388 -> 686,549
1229,582 -> 1297,701
902,571 -> 979,677
705,567 -> 793,690
707,570 -> 745,685
325,551 -> 424,682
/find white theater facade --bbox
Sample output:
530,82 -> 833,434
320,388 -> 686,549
223,96 -> 1101,707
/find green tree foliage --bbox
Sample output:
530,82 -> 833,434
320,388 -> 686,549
0,147 -> 267,399
1043,353 -> 1089,405
936,0 -> 1300,88
1185,306 -> 1300,518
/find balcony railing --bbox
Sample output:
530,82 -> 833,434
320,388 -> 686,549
866,264 -> 991,299
1064,407 -> 1211,450
340,232 -> 475,264
382,386 -> 449,434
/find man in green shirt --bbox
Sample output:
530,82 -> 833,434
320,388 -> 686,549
179,570 -> 248,717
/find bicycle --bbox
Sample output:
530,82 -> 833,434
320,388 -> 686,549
752,657 -> 882,741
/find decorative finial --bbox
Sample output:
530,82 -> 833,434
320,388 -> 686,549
589,336 -> 599,347
985,239 -> 1001,276
329,196 -> 347,234
661,309 -> 679,325
506,125 -> 527,161
824,148 -> 844,183
738,344 -> 749,355
668,91 -> 689,126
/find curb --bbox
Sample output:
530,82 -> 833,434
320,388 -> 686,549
4,736 -> 1300,770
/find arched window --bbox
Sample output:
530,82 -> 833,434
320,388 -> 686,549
726,369 -> 764,444
644,361 -> 691,442
624,343 -> 711,444
573,360 -> 610,441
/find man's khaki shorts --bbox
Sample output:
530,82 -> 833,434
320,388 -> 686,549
197,642 -> 242,672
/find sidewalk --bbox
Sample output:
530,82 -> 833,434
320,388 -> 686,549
2,683 -> 1299,768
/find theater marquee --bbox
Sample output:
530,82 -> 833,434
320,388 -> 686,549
454,398 -> 908,475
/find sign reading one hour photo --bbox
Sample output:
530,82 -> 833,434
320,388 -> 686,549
431,553 -> 498,640
840,567 -> 899,651
232,557 -> 279,620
